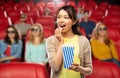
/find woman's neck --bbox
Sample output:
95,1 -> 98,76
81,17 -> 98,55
10,38 -> 14,44
62,31 -> 75,38
33,36 -> 41,45
98,36 -> 104,43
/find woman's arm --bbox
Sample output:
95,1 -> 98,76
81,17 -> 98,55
42,43 -> 48,63
70,37 -> 92,75
46,27 -> 63,71
46,38 -> 63,71
0,40 -> 22,62
110,40 -> 119,60
25,42 -> 32,62
13,40 -> 23,58
0,56 -> 16,62
81,38 -> 92,75
70,63 -> 92,75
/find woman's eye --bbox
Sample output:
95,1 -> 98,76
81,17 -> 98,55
57,16 -> 60,18
65,17 -> 69,19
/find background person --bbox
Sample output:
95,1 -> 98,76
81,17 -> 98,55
25,23 -> 47,65
15,13 -> 31,38
80,11 -> 96,40
90,22 -> 120,67
0,26 -> 22,63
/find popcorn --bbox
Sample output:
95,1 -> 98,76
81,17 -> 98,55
62,44 -> 74,68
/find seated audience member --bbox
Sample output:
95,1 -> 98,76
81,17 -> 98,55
80,11 -> 96,39
0,26 -> 23,63
43,8 -> 51,16
15,13 -> 31,38
25,23 -> 47,65
77,6 -> 84,21
90,22 -> 120,67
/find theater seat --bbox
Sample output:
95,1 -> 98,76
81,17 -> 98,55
0,63 -> 49,78
86,61 -> 120,78
79,28 -> 86,37
0,30 -> 6,39
107,28 -> 120,59
36,16 -> 55,34
108,28 -> 120,42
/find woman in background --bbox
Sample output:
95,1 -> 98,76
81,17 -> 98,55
90,22 -> 120,67
0,26 -> 22,63
25,23 -> 47,65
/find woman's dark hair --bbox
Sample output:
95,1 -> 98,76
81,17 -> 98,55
56,5 -> 82,35
4,26 -> 19,45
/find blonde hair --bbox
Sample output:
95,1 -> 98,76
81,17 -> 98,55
92,22 -> 111,46
29,23 -> 45,44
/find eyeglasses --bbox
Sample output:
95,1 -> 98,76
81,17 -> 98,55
98,27 -> 107,31
31,28 -> 40,32
6,31 -> 15,34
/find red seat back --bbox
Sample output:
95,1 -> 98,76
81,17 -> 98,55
86,61 -> 120,78
0,63 -> 49,78
36,16 -> 55,34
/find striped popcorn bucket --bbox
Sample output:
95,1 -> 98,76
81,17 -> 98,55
62,44 -> 74,69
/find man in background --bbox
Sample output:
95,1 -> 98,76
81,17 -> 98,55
15,13 -> 31,39
80,11 -> 96,40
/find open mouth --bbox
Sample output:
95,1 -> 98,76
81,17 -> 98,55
59,25 -> 65,28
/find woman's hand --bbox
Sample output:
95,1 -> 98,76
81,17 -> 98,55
55,27 -> 63,43
69,63 -> 92,75
69,63 -> 81,72
40,62 -> 46,66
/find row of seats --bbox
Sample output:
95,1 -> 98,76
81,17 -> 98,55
0,1 -> 119,24
0,1 -> 119,29
0,1 -> 119,17
0,61 -> 119,78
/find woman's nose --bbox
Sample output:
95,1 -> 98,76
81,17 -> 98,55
59,17 -> 64,22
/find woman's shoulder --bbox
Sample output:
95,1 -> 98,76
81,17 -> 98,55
90,38 -> 97,42
109,39 -> 115,45
26,41 -> 31,45
78,35 -> 89,42
77,35 -> 90,45
46,36 -> 59,46
47,35 -> 57,42
47,35 -> 56,39
18,40 -> 23,43
0,39 -> 4,42
0,39 -> 5,44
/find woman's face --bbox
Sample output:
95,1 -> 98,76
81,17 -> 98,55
56,9 -> 74,33
97,25 -> 107,37
31,26 -> 41,37
7,27 -> 15,39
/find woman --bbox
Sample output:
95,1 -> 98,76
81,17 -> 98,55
0,26 -> 22,63
90,22 -> 120,66
25,23 -> 47,65
46,5 -> 92,78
